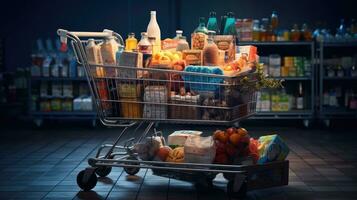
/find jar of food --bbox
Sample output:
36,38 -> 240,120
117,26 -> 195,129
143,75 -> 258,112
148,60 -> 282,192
191,17 -> 208,50
176,36 -> 189,52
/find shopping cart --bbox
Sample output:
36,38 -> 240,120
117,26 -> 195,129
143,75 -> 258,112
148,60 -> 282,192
57,29 -> 289,198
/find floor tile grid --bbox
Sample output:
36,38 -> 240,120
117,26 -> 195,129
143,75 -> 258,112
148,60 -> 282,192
41,134 -> 109,199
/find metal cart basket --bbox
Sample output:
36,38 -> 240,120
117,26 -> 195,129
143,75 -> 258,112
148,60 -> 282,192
57,29 -> 289,198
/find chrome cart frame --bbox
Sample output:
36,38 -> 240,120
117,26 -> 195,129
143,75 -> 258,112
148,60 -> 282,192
57,29 -> 288,198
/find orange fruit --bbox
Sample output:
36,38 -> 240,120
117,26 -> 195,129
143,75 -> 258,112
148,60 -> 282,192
214,130 -> 228,143
229,133 -> 242,146
237,128 -> 248,137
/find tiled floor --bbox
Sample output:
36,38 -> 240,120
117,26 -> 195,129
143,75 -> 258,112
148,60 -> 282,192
0,124 -> 357,200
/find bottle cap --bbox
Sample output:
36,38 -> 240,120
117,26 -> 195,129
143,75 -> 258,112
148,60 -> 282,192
209,11 -> 216,17
176,30 -> 183,34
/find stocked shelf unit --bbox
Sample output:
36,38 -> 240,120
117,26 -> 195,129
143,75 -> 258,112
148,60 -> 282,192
28,76 -> 97,127
318,41 -> 357,125
239,41 -> 315,125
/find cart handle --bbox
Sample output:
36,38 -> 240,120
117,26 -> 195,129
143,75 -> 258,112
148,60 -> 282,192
57,29 -> 124,46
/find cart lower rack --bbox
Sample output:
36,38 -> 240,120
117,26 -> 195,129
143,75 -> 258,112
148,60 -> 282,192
58,29 -> 289,198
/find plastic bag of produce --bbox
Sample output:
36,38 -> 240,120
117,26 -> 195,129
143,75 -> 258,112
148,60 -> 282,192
184,136 -> 216,164
133,136 -> 164,161
257,134 -> 289,164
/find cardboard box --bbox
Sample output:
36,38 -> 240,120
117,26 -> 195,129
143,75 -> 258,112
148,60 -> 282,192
117,51 -> 143,78
182,50 -> 203,66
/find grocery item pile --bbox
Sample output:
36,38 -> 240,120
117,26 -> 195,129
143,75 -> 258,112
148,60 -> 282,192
133,128 -> 289,166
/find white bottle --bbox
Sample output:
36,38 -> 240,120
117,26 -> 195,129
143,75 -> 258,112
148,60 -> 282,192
147,11 -> 161,50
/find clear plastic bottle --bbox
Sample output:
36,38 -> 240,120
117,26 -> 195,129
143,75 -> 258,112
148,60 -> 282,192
137,32 -> 152,54
203,31 -> 219,66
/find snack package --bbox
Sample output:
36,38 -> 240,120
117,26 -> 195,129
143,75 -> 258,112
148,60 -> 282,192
184,136 -> 216,164
214,35 -> 236,63
257,134 -> 289,164
237,45 -> 257,63
167,130 -> 202,148
161,38 -> 179,52
166,147 -> 185,163
182,50 -> 203,66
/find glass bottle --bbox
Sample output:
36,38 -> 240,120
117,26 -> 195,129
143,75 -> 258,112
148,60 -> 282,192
147,11 -> 161,50
203,31 -> 219,66
296,82 -> 304,109
271,11 -> 279,30
176,36 -> 190,52
291,24 -> 301,41
301,23 -> 312,41
252,20 -> 260,41
148,36 -> 157,54
125,33 -> 137,52
174,30 -> 183,40
207,11 -> 219,34
260,18 -> 269,41
137,32 -> 152,54
194,17 -> 208,34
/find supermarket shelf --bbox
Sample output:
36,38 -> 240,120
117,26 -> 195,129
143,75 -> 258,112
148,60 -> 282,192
31,77 -> 87,81
251,110 -> 313,119
278,76 -> 312,81
321,41 -> 357,47
320,108 -> 357,116
30,111 -> 96,117
323,76 -> 357,80
238,41 -> 313,46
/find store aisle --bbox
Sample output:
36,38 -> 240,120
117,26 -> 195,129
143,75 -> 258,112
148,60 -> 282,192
0,125 -> 357,200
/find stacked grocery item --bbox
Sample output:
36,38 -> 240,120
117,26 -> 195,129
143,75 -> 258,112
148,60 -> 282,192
77,10 -> 282,120
30,38 -> 93,113
133,128 -> 289,166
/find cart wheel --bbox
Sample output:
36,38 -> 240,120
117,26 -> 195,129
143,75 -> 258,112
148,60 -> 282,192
77,169 -> 97,191
124,157 -> 140,175
227,179 -> 247,199
227,180 -> 247,199
95,166 -> 112,177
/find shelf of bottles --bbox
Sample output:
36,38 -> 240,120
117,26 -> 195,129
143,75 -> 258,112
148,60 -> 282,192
29,38 -> 96,120
319,45 -> 357,118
